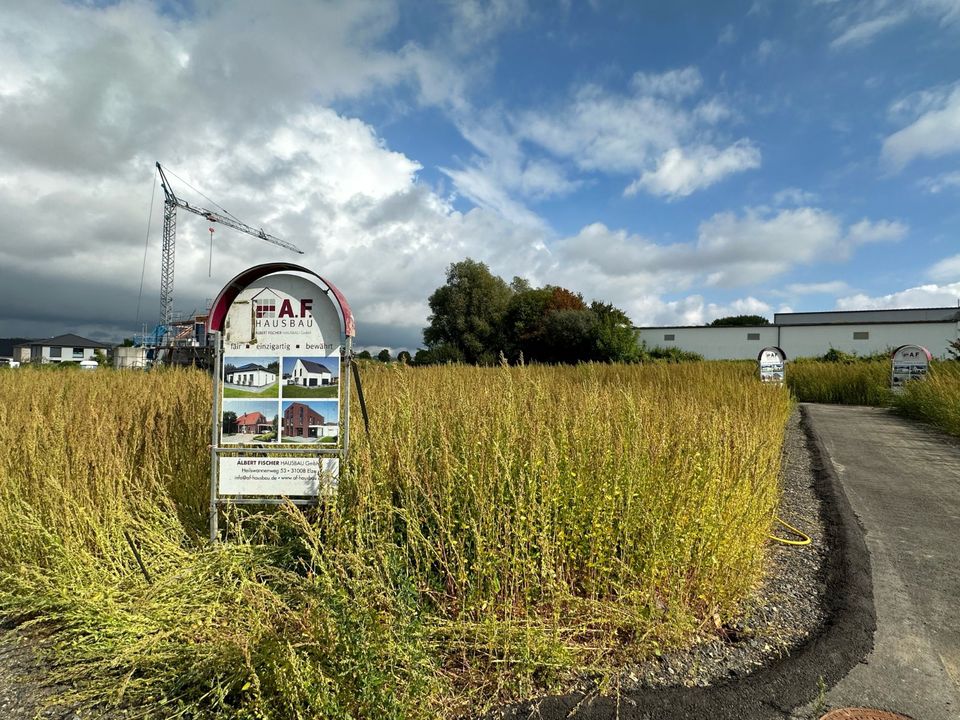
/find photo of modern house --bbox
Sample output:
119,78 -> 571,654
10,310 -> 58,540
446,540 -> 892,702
289,358 -> 335,387
281,400 -> 339,442
222,356 -> 280,398
227,363 -> 277,388
281,356 -> 340,398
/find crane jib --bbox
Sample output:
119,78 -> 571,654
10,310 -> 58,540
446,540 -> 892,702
154,162 -> 305,333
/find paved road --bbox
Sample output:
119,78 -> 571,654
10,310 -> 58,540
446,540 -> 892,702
800,404 -> 960,719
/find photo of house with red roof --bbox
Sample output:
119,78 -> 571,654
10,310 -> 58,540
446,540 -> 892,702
221,400 -> 278,444
236,411 -> 271,434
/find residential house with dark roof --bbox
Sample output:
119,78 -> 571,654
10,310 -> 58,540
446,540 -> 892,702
226,363 -> 277,388
13,334 -> 112,364
289,358 -> 335,387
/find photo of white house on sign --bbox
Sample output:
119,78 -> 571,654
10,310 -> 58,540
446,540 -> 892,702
223,356 -> 280,398
281,356 -> 340,399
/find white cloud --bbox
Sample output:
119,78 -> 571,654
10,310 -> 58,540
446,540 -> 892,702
626,141 -> 761,199
883,85 -> 960,169
825,1 -> 960,50
785,281 -> 852,295
831,11 -> 909,48
919,170 -> 960,193
755,39 -> 779,63
549,207 -> 901,299
773,187 -> 820,206
438,65 -> 758,214
633,295 -> 772,327
836,283 -> 960,310
631,67 -> 703,98
844,218 -> 909,245
694,207 -> 844,285
440,111 -> 579,214
929,254 -> 960,281
445,0 -> 529,49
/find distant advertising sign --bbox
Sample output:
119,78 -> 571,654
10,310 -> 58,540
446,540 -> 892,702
758,346 -> 786,383
206,263 -> 355,539
890,344 -> 931,393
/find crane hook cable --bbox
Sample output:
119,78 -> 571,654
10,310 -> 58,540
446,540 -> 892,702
135,172 -> 158,326
769,515 -> 811,546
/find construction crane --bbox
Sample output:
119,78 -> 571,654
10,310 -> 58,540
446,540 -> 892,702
155,162 -> 304,330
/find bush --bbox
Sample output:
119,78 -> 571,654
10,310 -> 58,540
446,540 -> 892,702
647,346 -> 704,363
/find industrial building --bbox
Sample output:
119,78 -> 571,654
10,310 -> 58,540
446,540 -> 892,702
636,307 -> 960,361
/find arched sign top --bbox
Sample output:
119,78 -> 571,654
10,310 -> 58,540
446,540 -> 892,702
207,262 -> 355,338
757,346 -> 786,363
891,344 -> 932,362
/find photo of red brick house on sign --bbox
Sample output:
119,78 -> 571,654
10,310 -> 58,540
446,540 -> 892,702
281,400 -> 339,443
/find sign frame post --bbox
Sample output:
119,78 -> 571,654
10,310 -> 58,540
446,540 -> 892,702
206,263 -> 355,541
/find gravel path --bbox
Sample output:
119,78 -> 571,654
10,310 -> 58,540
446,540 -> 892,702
0,409 -> 829,718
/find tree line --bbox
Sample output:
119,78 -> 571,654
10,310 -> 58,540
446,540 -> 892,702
415,259 -> 641,365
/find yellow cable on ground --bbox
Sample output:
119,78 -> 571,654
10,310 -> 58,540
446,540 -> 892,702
769,515 -> 812,546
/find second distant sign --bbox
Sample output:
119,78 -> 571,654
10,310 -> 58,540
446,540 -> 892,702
758,346 -> 787,383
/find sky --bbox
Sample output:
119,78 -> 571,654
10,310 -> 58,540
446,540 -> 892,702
0,0 -> 959,352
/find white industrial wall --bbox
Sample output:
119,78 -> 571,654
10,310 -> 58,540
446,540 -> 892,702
638,326 -> 779,360
637,321 -> 959,360
780,322 -> 959,359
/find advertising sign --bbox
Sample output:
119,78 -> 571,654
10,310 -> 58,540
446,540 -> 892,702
758,346 -> 786,383
206,263 -> 354,539
890,344 -> 931,393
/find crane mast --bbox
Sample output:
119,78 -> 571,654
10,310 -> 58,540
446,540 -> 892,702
155,162 -> 304,329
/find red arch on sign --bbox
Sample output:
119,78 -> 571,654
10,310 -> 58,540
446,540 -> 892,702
207,263 -> 355,338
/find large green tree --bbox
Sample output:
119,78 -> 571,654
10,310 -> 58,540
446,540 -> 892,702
421,259 -> 641,366
590,301 -> 641,363
423,259 -> 512,365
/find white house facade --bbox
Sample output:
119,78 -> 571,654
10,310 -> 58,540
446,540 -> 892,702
636,307 -> 960,360
226,363 -> 277,388
289,358 -> 335,387
13,334 -> 112,364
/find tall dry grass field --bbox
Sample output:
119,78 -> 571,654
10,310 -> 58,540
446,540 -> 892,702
892,361 -> 960,436
0,363 -> 790,718
786,359 -> 891,406
786,359 -> 960,439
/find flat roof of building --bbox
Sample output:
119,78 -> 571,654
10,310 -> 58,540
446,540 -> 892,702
774,307 -> 960,326
635,306 -> 960,330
